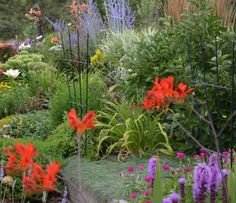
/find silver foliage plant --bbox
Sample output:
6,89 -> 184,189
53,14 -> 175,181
104,0 -> 135,32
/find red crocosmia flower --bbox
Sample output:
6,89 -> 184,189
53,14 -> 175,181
67,109 -> 96,136
23,162 -> 60,196
3,143 -> 37,175
143,76 -> 194,109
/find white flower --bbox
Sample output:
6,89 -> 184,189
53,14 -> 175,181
49,45 -> 62,51
36,35 -> 43,40
19,43 -> 31,50
3,69 -> 21,79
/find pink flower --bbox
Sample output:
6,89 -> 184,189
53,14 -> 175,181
194,154 -> 200,159
130,193 -> 137,199
184,167 -> 191,173
128,166 -> 135,173
145,200 -> 152,203
138,164 -> 145,170
143,190 -> 149,196
144,176 -> 152,182
0,69 -> 3,77
162,164 -> 170,171
200,148 -> 205,153
176,152 -> 185,159
200,152 -> 206,158
222,151 -> 229,157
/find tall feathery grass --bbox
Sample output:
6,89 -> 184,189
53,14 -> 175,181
164,0 -> 236,27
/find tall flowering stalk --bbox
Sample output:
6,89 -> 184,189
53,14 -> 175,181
148,157 -> 156,188
178,178 -> 186,203
193,163 -> 210,203
67,109 -> 96,190
221,169 -> 229,203
208,154 -> 221,203
81,0 -> 104,43
104,0 -> 135,32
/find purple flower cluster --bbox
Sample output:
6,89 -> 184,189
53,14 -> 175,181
148,157 -> 156,180
208,154 -> 221,203
193,163 -> 210,202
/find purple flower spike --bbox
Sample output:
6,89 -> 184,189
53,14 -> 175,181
179,178 -> 186,203
193,163 -> 210,202
163,197 -> 172,203
0,161 -> 4,181
148,157 -> 156,180
208,154 -> 221,203
170,193 -> 180,203
178,177 -> 187,185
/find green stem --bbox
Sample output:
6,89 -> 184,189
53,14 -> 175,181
77,135 -> 81,191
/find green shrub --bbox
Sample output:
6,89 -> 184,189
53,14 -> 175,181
96,99 -> 174,159
0,83 -> 31,118
0,111 -> 53,139
50,72 -> 107,127
0,121 -> 76,163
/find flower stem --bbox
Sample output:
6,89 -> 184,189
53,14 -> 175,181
77,136 -> 81,191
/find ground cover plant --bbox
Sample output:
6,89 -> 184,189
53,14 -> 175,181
1,0 -> 236,202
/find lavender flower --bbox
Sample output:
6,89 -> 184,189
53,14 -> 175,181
163,197 -> 172,203
81,0 -> 104,43
148,157 -> 156,180
179,178 -> 186,203
208,154 -> 221,203
104,0 -> 135,32
61,186 -> 68,203
170,193 -> 180,203
46,17 -> 67,35
193,163 -> 210,203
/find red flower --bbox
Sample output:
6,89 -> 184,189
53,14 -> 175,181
127,166 -> 135,173
23,162 -> 60,196
130,193 -> 138,199
184,167 -> 191,173
176,152 -> 185,159
3,143 -> 37,175
143,76 -> 194,109
0,69 -> 3,77
138,164 -> 145,170
67,109 -> 96,136
144,176 -> 152,182
162,164 -> 170,171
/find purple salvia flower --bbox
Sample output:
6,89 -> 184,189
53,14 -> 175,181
61,186 -> 68,203
221,169 -> 229,203
193,163 -> 210,203
178,178 -> 186,203
104,0 -> 135,32
163,197 -> 172,203
81,0 -> 104,43
208,154 -> 221,203
0,161 -> 4,181
170,193 -> 180,203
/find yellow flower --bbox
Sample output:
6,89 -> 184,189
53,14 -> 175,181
90,49 -> 106,66
0,82 -> 11,89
